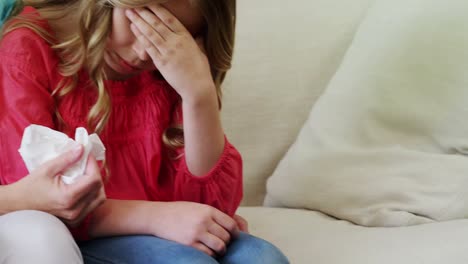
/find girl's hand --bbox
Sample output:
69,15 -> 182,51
150,201 -> 240,257
126,6 -> 215,103
13,146 -> 106,227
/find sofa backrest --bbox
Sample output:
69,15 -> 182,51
222,0 -> 376,206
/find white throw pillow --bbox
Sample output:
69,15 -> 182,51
265,0 -> 468,227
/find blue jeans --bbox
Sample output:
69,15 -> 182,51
79,232 -> 289,264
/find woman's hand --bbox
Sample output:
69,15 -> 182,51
12,146 -> 106,226
149,201 -> 240,257
125,5 -> 216,103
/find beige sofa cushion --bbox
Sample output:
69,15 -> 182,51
266,0 -> 468,226
239,207 -> 468,264
222,0 -> 374,205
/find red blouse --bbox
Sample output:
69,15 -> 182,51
0,7 -> 243,240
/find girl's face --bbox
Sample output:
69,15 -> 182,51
105,0 -> 204,80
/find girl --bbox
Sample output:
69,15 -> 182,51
0,0 -> 289,263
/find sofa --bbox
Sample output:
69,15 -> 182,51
222,0 -> 468,263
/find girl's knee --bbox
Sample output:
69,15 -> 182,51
223,232 -> 290,264
163,244 -> 218,264
0,210 -> 83,264
152,239 -> 219,264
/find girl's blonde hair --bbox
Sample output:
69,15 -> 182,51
2,0 -> 236,148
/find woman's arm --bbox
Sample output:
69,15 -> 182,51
0,184 -> 24,215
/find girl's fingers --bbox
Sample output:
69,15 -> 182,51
233,214 -> 249,233
199,232 -> 226,256
213,211 -> 240,237
135,8 -> 171,40
192,242 -> 215,257
126,9 -> 165,53
129,22 -> 162,59
208,223 -> 231,244
147,4 -> 187,34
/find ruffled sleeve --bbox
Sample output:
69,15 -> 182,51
171,136 -> 243,217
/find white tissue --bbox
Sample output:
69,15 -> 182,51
18,125 -> 106,184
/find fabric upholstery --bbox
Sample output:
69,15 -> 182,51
238,207 -> 468,264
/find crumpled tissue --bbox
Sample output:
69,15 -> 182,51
18,125 -> 106,184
